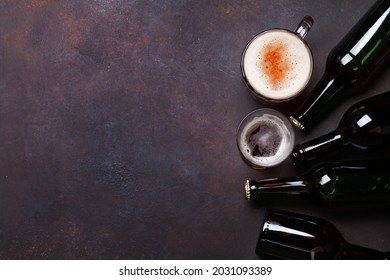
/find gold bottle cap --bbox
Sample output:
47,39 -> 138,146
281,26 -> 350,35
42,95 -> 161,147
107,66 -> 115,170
289,116 -> 306,131
245,180 -> 251,200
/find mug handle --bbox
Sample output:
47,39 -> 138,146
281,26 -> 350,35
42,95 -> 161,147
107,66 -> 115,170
295,16 -> 313,39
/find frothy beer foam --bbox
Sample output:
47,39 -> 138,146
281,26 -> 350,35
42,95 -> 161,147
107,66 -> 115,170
238,113 -> 294,167
242,29 -> 312,100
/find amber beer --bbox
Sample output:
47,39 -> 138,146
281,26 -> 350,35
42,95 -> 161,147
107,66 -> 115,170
241,17 -> 313,102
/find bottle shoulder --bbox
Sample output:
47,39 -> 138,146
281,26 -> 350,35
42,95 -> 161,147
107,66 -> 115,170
327,3 -> 390,76
305,162 -> 390,206
324,52 -> 370,84
337,92 -> 390,143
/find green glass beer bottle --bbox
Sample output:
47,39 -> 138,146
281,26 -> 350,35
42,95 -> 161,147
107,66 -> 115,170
246,159 -> 390,206
290,91 -> 390,165
290,0 -> 390,131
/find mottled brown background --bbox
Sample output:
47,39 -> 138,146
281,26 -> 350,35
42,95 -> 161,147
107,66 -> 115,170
0,0 -> 389,259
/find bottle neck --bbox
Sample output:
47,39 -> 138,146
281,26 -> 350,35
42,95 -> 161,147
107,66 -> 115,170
246,178 -> 310,201
346,243 -> 388,260
290,73 -> 345,131
290,129 -> 344,165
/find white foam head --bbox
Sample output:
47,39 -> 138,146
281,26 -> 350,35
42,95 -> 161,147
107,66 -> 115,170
242,29 -> 313,101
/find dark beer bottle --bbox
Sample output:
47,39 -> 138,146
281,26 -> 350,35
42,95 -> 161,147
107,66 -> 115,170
246,160 -> 390,206
257,209 -> 389,259
290,0 -> 390,131
290,91 -> 390,165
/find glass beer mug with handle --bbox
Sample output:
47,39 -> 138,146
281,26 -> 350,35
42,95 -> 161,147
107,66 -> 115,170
241,16 -> 314,103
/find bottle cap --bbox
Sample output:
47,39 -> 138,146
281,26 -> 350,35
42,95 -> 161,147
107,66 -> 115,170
289,116 -> 306,130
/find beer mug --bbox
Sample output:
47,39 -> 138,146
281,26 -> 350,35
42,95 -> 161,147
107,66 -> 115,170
241,16 -> 314,103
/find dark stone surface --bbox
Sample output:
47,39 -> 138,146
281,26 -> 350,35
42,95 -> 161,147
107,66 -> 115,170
0,0 -> 389,259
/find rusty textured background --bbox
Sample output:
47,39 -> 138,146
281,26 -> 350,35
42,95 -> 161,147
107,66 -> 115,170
0,0 -> 389,259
